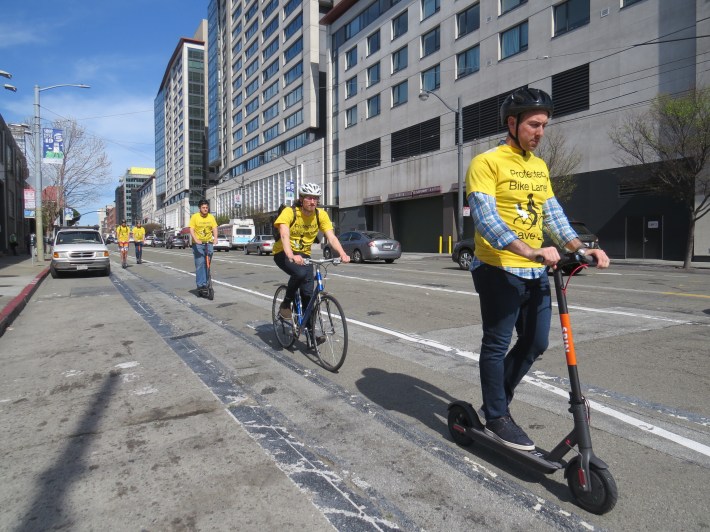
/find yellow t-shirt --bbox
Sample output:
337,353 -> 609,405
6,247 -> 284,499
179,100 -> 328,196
466,144 -> 554,268
116,225 -> 131,243
272,207 -> 333,256
189,212 -> 218,243
132,226 -> 146,242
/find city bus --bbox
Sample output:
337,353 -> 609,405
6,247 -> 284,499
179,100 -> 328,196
217,219 -> 255,249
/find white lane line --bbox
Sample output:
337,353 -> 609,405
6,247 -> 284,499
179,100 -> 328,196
161,265 -> 710,457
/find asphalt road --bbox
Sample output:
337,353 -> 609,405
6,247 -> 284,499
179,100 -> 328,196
2,245 -> 709,531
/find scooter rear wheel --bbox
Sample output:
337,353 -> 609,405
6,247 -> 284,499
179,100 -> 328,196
566,457 -> 618,514
207,286 -> 214,300
447,405 -> 474,446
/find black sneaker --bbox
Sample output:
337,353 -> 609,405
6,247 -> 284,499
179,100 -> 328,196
484,414 -> 535,451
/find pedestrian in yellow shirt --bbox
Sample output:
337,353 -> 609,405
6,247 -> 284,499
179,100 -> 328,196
132,221 -> 146,264
189,199 -> 218,295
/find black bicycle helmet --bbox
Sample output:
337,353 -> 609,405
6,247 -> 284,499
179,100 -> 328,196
500,87 -> 554,126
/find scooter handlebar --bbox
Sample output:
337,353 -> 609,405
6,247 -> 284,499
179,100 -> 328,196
534,250 -> 597,268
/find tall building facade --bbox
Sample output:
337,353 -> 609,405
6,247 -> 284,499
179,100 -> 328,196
155,21 -> 210,232
115,167 -> 154,225
0,115 -> 30,253
205,0 -> 333,223
320,0 -> 710,259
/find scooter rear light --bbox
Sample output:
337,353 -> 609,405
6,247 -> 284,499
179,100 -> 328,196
452,424 -> 466,434
577,468 -> 587,489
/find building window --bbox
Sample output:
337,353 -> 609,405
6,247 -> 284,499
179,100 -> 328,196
263,124 -> 279,143
345,46 -> 358,70
456,45 -> 480,79
457,3 -> 480,38
391,117 -> 440,161
284,36 -> 303,63
552,63 -> 589,116
245,20 -> 259,41
622,0 -> 644,5
367,30 -> 381,56
367,94 -> 381,118
245,1 -> 258,22
284,109 -> 303,130
245,58 -> 259,78
233,128 -> 243,142
246,136 -> 260,152
392,80 -> 408,107
245,39 -> 259,60
421,0 -> 440,20
284,0 -> 302,17
233,145 -> 243,159
284,12 -> 303,40
421,26 -> 440,57
392,46 -> 408,73
346,76 -> 358,99
263,102 -> 279,122
421,64 -> 440,92
554,0 -> 590,37
262,59 -> 279,82
284,84 -> 303,109
263,80 -> 279,102
284,61 -> 303,86
245,78 -> 259,97
233,93 -> 243,107
392,10 -> 408,40
233,110 -> 243,125
246,116 -> 259,134
367,62 -> 380,87
262,0 -> 278,19
501,0 -> 526,15
346,105 -> 358,127
245,97 -> 259,116
263,38 -> 279,61
500,21 -> 528,59
263,16 -> 279,40
233,75 -> 243,90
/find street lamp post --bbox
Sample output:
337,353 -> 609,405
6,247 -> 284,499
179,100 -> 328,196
33,83 -> 90,263
419,91 -> 465,242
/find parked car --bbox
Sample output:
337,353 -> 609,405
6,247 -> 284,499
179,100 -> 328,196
50,227 -> 110,278
148,235 -> 165,247
166,235 -> 188,249
244,234 -> 275,255
452,221 -> 599,274
323,231 -> 401,263
452,238 -> 475,271
214,236 -> 231,252
105,235 -> 116,244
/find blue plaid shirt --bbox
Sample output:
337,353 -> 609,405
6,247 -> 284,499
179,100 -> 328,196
468,192 -> 578,279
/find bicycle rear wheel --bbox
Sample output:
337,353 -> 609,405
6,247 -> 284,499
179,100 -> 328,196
272,285 -> 296,348
313,294 -> 348,371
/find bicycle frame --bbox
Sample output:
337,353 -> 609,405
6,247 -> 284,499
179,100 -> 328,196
291,260 -> 329,338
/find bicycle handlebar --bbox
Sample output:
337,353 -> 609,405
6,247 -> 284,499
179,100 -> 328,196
302,257 -> 342,266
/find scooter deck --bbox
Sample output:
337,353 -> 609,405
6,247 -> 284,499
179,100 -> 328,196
448,401 -> 565,474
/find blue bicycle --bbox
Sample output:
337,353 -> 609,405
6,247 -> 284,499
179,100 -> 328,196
272,257 -> 348,371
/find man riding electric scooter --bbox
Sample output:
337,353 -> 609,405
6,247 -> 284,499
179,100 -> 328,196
189,199 -> 218,297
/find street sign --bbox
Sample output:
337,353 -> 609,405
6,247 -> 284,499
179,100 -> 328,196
285,181 -> 294,202
42,128 -> 64,165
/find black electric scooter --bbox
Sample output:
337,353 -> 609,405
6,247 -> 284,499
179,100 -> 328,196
199,242 -> 215,300
447,252 -> 617,514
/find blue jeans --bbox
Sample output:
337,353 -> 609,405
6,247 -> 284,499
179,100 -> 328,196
472,264 -> 551,420
273,251 -> 314,308
134,242 -> 143,261
193,243 -> 213,288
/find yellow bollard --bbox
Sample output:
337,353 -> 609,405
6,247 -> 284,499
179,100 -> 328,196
449,235 -> 452,255
439,235 -> 442,254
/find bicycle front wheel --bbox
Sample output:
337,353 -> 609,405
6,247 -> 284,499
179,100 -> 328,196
313,294 -> 348,372
272,285 -> 296,348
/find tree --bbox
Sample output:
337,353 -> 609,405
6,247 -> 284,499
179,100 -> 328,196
536,126 -> 582,203
609,88 -> 710,269
27,117 -> 112,233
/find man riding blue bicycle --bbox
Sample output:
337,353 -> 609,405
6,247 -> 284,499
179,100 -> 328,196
273,183 -> 350,330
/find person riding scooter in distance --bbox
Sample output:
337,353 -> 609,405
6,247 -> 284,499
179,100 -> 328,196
466,87 -> 609,451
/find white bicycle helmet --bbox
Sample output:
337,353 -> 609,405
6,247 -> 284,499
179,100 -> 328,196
299,182 -> 322,197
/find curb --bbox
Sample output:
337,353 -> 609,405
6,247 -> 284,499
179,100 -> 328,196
0,266 -> 50,337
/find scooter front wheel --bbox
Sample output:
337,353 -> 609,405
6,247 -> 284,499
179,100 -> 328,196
566,457 -> 618,514
447,404 -> 474,447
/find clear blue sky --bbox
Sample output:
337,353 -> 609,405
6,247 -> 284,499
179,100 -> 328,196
0,0 -> 208,226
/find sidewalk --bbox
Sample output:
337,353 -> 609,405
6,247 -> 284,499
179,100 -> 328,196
0,253 -> 50,337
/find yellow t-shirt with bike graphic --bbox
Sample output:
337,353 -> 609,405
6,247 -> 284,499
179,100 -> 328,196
272,207 -> 333,256
132,226 -> 146,242
116,225 -> 130,243
466,144 -> 554,268
189,212 -> 218,243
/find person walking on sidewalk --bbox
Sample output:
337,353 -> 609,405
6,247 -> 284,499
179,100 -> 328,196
189,199 -> 218,295
116,219 -> 131,268
132,221 -> 146,264
466,87 -> 610,451
9,233 -> 18,256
